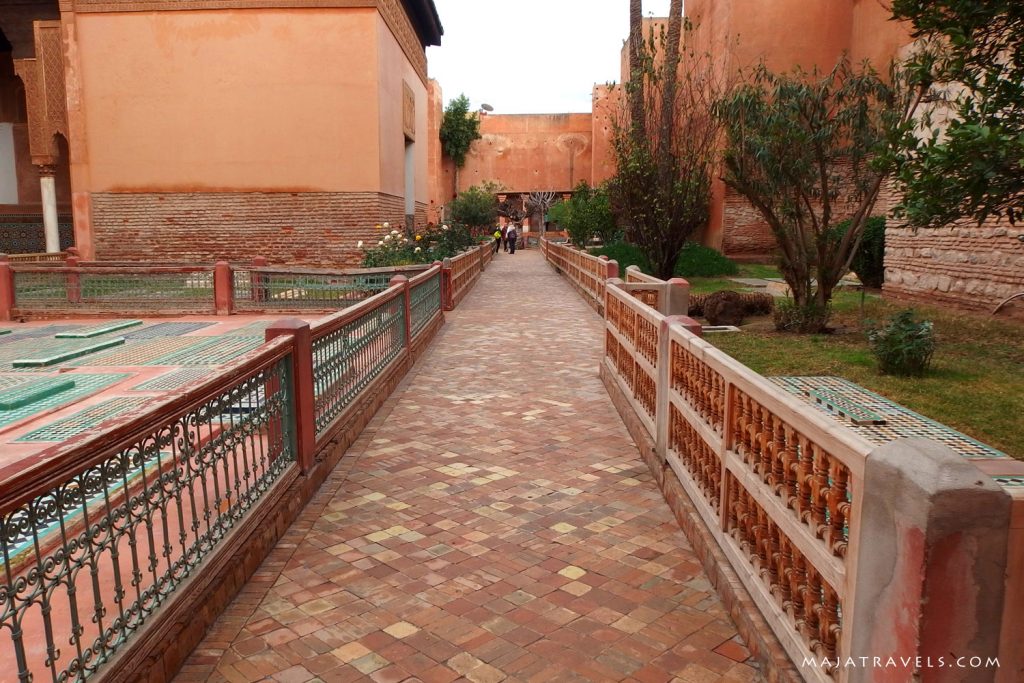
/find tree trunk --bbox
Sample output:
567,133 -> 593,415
628,0 -> 645,142
659,0 -> 683,158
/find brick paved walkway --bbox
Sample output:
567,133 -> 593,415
177,250 -> 761,683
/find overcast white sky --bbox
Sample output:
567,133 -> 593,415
427,1 -> 674,115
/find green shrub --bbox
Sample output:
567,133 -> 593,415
868,309 -> 936,376
361,222 -> 474,268
450,185 -> 499,229
591,241 -> 649,274
773,299 -> 832,333
834,215 -> 886,288
673,242 -> 739,278
550,181 -> 618,247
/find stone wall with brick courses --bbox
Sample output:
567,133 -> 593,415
877,183 -> 1024,315
90,191 -> 407,266
721,188 -> 776,259
884,223 -> 1024,315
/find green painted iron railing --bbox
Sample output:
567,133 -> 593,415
0,342 -> 296,682
12,268 -> 216,313
409,268 -> 442,338
310,289 -> 407,439
233,265 -> 429,312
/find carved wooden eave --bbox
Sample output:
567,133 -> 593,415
56,0 -> 443,84
13,21 -> 67,167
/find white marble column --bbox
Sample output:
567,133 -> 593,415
38,165 -> 59,253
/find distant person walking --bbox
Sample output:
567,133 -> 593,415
493,227 -> 502,254
507,224 -> 518,255
501,224 -> 509,252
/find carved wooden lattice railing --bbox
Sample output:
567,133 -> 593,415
604,282 -> 872,682
540,239 -> 611,311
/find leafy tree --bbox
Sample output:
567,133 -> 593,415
608,2 -> 723,279
439,94 -> 482,194
549,182 -> 617,247
449,184 -> 498,229
889,1 -> 1024,227
715,58 -> 922,331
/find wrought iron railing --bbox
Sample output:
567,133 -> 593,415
409,266 -> 442,337
0,260 -> 432,319
309,288 -> 407,441
0,338 -> 297,683
12,266 -> 217,313
233,264 -> 428,312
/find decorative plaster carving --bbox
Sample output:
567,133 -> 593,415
402,80 -> 415,141
13,22 -> 66,165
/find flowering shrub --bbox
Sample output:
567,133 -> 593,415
360,222 -> 476,268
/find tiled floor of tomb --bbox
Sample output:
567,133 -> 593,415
176,250 -> 762,683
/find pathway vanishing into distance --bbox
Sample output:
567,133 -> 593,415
177,249 -> 761,683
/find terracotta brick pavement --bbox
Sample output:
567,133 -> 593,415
175,250 -> 762,683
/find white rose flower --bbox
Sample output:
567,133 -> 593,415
377,240 -> 383,246
414,246 -> 422,253
383,222 -> 390,229
357,240 -> 363,248
390,229 -> 400,236
384,234 -> 392,241
442,224 -> 449,231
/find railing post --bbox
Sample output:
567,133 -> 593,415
214,261 -> 233,315
665,278 -> 690,317
251,256 -> 267,303
65,253 -> 81,304
390,274 -> 412,350
0,255 -> 13,321
847,439 -> 1010,682
478,244 -> 486,272
603,258 -> 619,280
441,258 -> 454,311
65,246 -> 79,261
265,319 -> 316,473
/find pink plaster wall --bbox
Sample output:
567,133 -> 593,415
459,113 -> 593,194
375,12 -> 428,205
71,9 -> 383,193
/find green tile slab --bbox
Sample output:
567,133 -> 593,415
153,336 -> 264,366
132,368 -> 212,391
0,375 -> 32,390
70,337 -> 208,367
16,396 -> 151,441
13,337 -> 127,368
0,376 -> 76,410
0,330 -> 10,336
0,373 -> 130,429
55,320 -> 143,338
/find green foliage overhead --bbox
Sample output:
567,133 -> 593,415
439,94 -> 481,169
889,1 -> 1024,227
549,182 -> 618,248
449,184 -> 498,229
715,57 -> 916,330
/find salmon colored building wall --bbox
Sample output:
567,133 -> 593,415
682,0 -> 912,258
56,0 -> 439,265
454,113 -> 593,195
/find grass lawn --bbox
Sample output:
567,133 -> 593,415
705,287 -> 1024,459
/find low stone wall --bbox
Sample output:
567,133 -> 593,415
884,223 -> 1024,316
